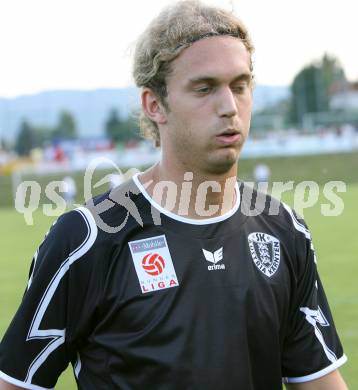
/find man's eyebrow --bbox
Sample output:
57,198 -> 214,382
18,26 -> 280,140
187,76 -> 217,85
187,73 -> 253,85
232,73 -> 253,82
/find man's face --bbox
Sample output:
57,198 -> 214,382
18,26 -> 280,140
161,35 -> 253,175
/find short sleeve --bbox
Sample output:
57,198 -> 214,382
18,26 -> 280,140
0,207 -> 98,390
281,206 -> 347,384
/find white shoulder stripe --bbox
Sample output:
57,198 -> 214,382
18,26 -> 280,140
300,306 -> 337,363
282,202 -> 311,240
27,220 -> 57,290
24,207 -> 97,385
74,352 -> 82,379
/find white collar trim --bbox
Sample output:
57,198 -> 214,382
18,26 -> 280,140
132,172 -> 240,225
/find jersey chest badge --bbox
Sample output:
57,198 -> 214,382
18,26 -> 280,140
248,232 -> 280,277
128,235 -> 179,294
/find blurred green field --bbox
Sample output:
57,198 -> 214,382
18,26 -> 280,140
0,167 -> 357,388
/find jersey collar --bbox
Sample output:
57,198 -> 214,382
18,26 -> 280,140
132,172 -> 241,225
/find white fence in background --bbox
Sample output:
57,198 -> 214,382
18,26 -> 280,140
241,128 -> 358,158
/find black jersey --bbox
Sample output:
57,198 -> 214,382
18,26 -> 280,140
0,175 -> 347,389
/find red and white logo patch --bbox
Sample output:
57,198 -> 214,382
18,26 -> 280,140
128,235 -> 179,294
142,253 -> 165,276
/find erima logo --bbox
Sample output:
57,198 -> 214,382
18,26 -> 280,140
202,247 -> 225,271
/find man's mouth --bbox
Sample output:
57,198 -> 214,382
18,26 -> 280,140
216,129 -> 241,145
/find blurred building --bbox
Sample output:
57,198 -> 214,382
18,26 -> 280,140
330,81 -> 358,111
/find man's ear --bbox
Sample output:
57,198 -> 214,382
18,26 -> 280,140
141,88 -> 168,126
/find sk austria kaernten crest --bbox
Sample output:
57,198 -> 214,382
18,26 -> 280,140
248,232 -> 280,277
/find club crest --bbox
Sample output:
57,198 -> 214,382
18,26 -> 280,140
248,232 -> 280,277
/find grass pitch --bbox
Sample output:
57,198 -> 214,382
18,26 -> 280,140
0,184 -> 357,389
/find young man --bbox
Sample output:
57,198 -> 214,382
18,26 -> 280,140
0,1 -> 348,389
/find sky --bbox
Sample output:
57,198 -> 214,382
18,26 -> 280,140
0,0 -> 357,98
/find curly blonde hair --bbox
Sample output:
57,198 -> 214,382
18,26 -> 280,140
133,0 -> 254,146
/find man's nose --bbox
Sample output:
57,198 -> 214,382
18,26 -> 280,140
216,87 -> 238,118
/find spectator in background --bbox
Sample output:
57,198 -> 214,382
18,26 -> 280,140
62,175 -> 77,205
253,163 -> 271,183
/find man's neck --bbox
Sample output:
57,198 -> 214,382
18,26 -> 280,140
138,162 -> 238,220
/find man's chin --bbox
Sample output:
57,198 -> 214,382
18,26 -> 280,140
205,153 -> 239,175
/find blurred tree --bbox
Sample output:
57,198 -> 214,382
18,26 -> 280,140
53,111 -> 77,139
251,99 -> 291,133
28,125 -> 53,147
120,115 -> 141,143
15,121 -> 59,154
0,137 -> 9,151
105,109 -> 122,142
105,109 -> 140,143
288,54 -> 346,125
15,120 -> 37,156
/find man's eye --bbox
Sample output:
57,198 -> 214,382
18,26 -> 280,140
195,86 -> 212,94
232,84 -> 247,94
